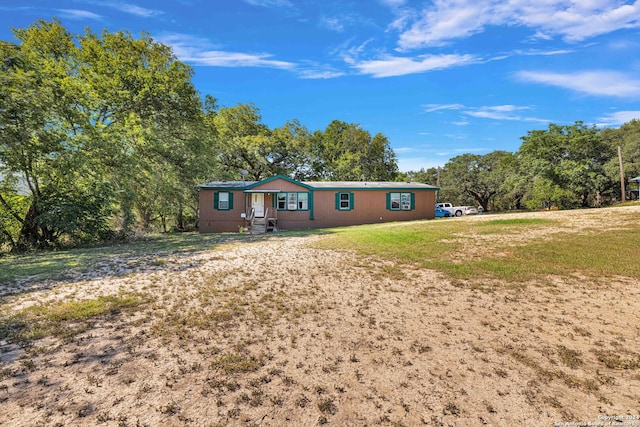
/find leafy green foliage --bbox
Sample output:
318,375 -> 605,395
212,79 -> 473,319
0,19 -> 208,249
35,182 -> 114,242
412,120 -> 633,211
518,122 -> 614,208
310,120 -> 398,181
439,151 -> 513,210
0,176 -> 29,249
602,119 -> 640,199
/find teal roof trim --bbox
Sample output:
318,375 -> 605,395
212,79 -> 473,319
305,184 -> 439,191
246,174 -> 315,191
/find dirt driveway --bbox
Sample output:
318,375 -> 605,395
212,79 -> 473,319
1,208 -> 639,426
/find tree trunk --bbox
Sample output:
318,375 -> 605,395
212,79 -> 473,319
160,214 -> 167,233
0,226 -> 16,249
177,202 -> 184,231
15,201 -> 41,251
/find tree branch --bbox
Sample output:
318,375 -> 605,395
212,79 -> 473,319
0,192 -> 25,225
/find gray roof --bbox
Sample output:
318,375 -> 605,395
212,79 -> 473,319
199,181 -> 257,189
199,176 -> 438,191
302,181 -> 437,190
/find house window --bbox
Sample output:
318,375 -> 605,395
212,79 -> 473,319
388,192 -> 413,211
298,193 -> 308,210
335,192 -> 353,211
215,191 -> 233,210
276,192 -> 309,211
277,194 -> 286,210
287,193 -> 297,210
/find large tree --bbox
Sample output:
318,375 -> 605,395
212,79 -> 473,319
213,103 -> 315,181
78,25 -> 204,233
0,20 -> 205,249
518,122 -> 614,208
403,167 -> 439,186
0,21 -> 109,249
310,120 -> 398,181
213,103 -> 274,181
601,119 -> 640,201
439,151 -> 512,211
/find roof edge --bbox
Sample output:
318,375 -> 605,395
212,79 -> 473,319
198,175 -> 439,191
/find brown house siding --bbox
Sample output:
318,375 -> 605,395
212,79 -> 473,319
253,180 -> 308,193
309,189 -> 436,229
198,189 -> 245,233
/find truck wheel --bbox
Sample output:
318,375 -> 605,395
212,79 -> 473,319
455,210 -> 462,217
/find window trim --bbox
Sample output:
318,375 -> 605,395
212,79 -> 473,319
387,192 -> 414,211
276,192 -> 310,211
214,191 -> 234,211
297,192 -> 309,210
335,192 -> 354,211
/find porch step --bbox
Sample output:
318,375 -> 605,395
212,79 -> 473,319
249,217 -> 265,234
249,217 -> 277,234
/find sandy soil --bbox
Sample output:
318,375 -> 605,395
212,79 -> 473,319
1,208 -> 639,426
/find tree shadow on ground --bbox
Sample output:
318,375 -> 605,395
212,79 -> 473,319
0,229 -> 333,301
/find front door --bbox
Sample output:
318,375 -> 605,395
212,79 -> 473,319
252,193 -> 265,217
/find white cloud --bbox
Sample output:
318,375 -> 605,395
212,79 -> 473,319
298,68 -> 345,79
394,146 -> 418,153
379,0 -> 407,7
158,33 -> 295,69
102,2 -> 163,18
395,0 -> 640,50
423,103 -> 465,112
445,134 -> 469,140
56,9 -> 102,20
353,54 -> 477,77
465,105 -> 550,122
465,104 -> 531,120
319,14 -> 370,33
530,1 -> 640,42
244,0 -> 294,7
158,33 -> 349,78
189,51 -> 295,69
597,110 -> 640,126
398,1 -> 492,49
517,70 -> 640,97
321,16 -> 345,32
424,103 -> 550,122
512,48 -> 575,57
336,39 -> 374,65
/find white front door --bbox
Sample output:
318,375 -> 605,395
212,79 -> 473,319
253,193 -> 265,217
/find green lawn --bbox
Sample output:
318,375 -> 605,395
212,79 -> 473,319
311,213 -> 640,282
2,209 -> 639,287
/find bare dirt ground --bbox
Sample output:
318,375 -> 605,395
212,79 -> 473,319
1,208 -> 639,426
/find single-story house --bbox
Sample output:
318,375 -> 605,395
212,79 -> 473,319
198,175 -> 439,233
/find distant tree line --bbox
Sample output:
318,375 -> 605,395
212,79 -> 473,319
403,120 -> 640,212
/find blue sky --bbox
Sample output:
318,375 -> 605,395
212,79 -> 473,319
2,1 -> 640,171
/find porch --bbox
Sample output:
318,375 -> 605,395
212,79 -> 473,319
246,207 -> 278,234
244,190 -> 279,234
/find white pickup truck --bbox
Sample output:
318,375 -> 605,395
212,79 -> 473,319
436,203 -> 478,217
